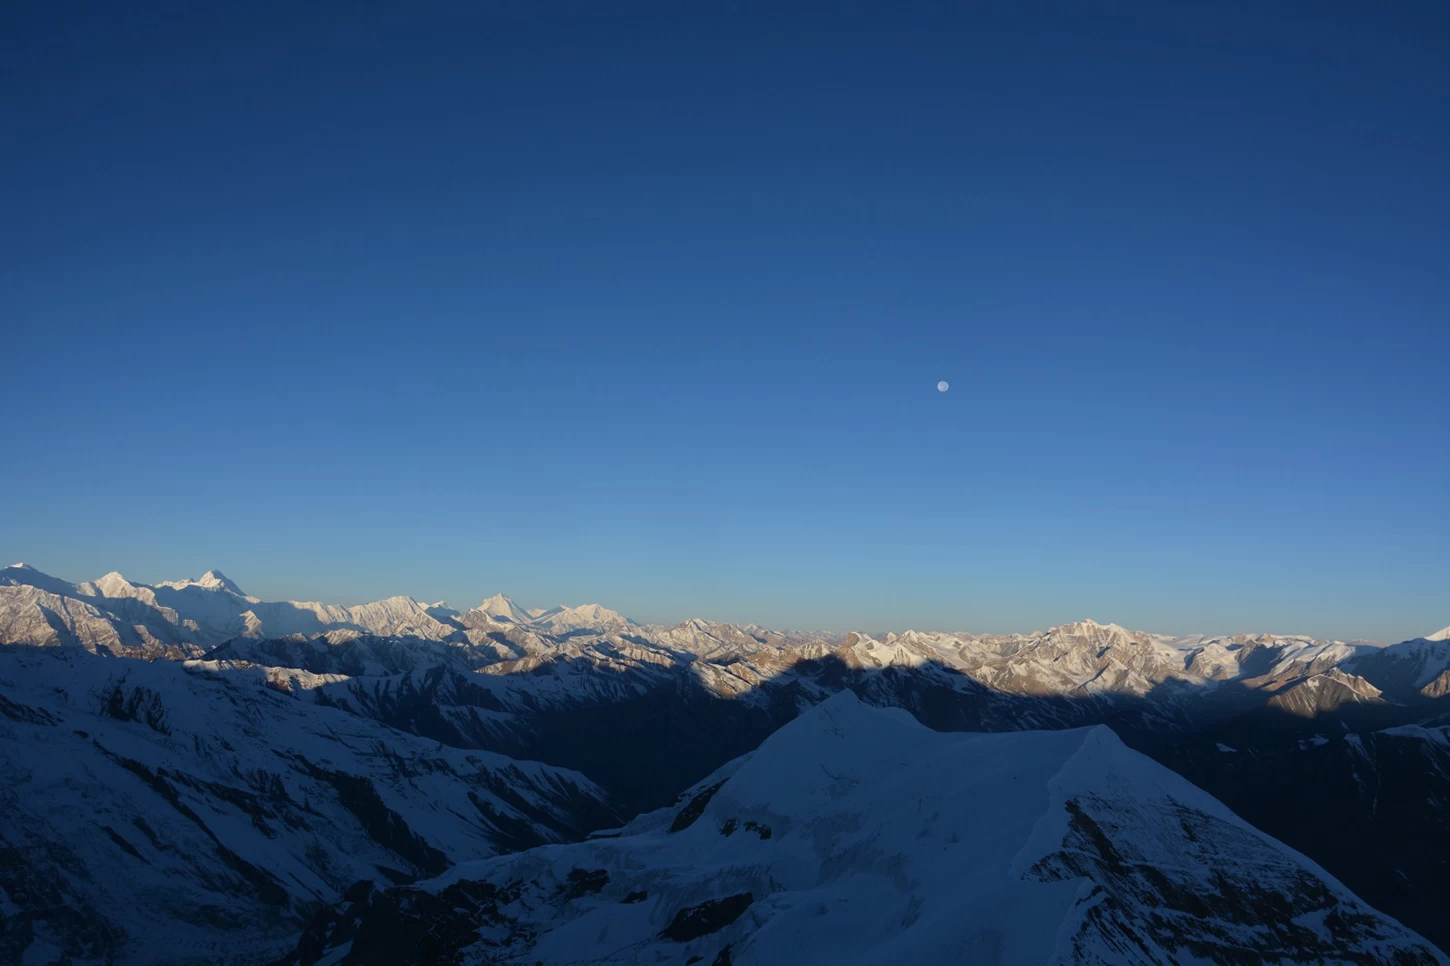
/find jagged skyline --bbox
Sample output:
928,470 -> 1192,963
4,560 -> 1444,652
7,557 -> 1447,645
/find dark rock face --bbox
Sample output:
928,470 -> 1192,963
557,868 -> 609,900
282,878 -> 524,966
280,866 -> 645,966
1025,795 -> 1440,965
718,818 -> 771,839
670,780 -> 727,833
1153,723 -> 1450,956
0,843 -> 125,966
101,683 -> 170,733
660,893 -> 755,943
298,761 -> 452,877
345,879 -> 521,966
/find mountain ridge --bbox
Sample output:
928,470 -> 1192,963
279,691 -> 1446,965
5,562 -> 1450,959
6,562 -> 1441,656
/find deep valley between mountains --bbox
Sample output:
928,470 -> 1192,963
2,563 -> 1448,964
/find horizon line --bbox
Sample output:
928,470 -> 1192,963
5,561 -> 1441,646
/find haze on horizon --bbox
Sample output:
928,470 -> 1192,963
4,1 -> 1446,644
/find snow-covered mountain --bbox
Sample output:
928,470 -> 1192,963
0,564 -> 647,656
0,646 -> 617,965
4,564 -> 1449,957
1162,717 -> 1450,958
469,593 -> 533,625
0,565 -> 639,658
1342,634 -> 1450,702
263,615 -> 1446,799
280,692 -> 1444,965
530,602 -> 634,634
9,564 -> 1448,822
6,565 -> 1442,721
0,564 -> 474,656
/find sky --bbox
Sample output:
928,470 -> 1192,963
3,1 -> 1447,641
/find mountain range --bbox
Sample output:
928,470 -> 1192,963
7,564 -> 1448,716
2,563 -> 1447,963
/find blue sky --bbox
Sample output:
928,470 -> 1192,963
4,1 -> 1447,640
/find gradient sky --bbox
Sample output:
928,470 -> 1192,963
4,1 -> 1447,641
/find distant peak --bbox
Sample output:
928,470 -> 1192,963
372,594 -> 422,606
94,571 -> 136,593
158,569 -> 245,595
474,593 -> 531,622
1064,618 -> 1126,632
1426,625 -> 1450,642
550,602 -> 628,621
8,562 -> 34,570
198,570 -> 244,594
1047,618 -> 1139,642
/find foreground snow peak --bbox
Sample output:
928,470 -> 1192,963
282,692 -> 1443,965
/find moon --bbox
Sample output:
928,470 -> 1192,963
937,380 -> 950,392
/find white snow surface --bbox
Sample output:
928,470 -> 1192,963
0,565 -> 652,657
338,692 -> 1441,965
0,646 -> 614,965
6,564 -> 1436,728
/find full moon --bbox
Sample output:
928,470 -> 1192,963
937,380 -> 950,392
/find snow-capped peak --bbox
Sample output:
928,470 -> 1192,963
8,562 -> 36,570
155,570 -> 246,596
553,603 -> 628,623
530,602 -> 634,632
1425,625 -> 1450,642
92,571 -> 140,597
198,570 -> 242,593
1052,618 -> 1134,638
473,593 -> 532,624
281,684 -> 1448,966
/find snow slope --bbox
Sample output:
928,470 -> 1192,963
6,564 -> 1440,725
0,565 -> 483,653
0,647 -> 617,965
282,692 -> 1442,965
1346,635 -> 1450,701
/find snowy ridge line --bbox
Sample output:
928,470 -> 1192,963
277,692 -> 1446,965
4,564 -> 1446,716
0,644 -> 620,965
